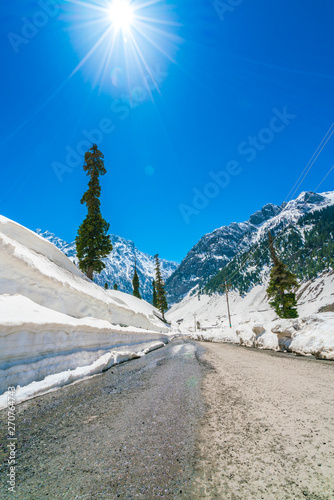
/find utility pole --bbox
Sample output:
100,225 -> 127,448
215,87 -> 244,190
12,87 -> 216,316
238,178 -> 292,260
193,313 -> 197,332
221,283 -> 232,328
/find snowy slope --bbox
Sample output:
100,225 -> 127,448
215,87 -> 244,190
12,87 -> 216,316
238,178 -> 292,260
0,215 -> 168,330
36,230 -> 178,302
167,271 -> 334,359
0,215 -> 172,402
166,191 -> 334,304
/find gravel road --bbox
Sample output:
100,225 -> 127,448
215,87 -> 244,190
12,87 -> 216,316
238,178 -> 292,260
190,342 -> 334,500
0,339 -> 209,500
1,339 -> 334,500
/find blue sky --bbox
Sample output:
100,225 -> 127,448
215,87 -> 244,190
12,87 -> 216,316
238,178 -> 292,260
1,0 -> 334,263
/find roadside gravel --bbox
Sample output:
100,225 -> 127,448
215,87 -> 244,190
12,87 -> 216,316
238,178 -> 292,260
189,342 -> 334,500
0,339 -> 208,499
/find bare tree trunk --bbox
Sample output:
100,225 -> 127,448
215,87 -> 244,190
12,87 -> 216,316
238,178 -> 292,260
86,266 -> 94,280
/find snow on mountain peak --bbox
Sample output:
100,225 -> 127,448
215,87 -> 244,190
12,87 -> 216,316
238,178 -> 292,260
35,230 -> 178,303
166,191 -> 334,304
249,203 -> 281,226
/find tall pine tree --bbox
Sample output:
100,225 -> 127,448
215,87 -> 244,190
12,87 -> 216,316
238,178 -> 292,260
132,253 -> 141,299
76,144 -> 112,280
154,254 -> 168,320
152,280 -> 158,308
267,232 -> 299,318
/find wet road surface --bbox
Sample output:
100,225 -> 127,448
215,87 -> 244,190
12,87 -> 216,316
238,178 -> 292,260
0,339 -> 209,499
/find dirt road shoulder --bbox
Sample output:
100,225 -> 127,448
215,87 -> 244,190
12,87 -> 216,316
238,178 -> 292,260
191,342 -> 334,500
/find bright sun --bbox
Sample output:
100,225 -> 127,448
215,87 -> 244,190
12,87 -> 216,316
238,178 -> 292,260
69,0 -> 180,92
108,0 -> 134,32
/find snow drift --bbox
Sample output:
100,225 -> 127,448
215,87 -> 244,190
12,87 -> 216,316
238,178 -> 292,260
0,341 -> 165,410
0,215 -> 171,401
167,271 -> 334,360
0,215 -> 168,331
0,294 -> 169,394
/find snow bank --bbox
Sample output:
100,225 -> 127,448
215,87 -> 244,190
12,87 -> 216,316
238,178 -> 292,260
167,272 -> 334,360
0,215 -> 168,332
0,341 -> 165,409
0,215 -> 172,400
0,295 -> 169,393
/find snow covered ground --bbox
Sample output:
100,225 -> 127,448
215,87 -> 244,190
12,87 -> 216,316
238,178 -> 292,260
0,215 -> 171,406
1,211 -> 333,410
167,271 -> 334,360
0,215 -> 168,331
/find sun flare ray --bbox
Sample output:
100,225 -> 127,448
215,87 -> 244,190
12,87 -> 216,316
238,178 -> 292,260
127,29 -> 160,95
68,0 -> 181,94
70,25 -> 114,78
133,24 -> 177,63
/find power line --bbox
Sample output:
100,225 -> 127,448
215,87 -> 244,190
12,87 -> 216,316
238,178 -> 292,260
218,123 -> 334,287
283,123 -> 334,205
222,161 -> 334,287
313,165 -> 334,192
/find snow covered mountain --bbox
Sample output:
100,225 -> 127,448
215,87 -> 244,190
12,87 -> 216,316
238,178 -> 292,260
206,201 -> 334,296
35,230 -> 178,303
166,191 -> 334,304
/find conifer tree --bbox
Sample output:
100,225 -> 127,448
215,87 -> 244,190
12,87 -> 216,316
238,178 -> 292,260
152,280 -> 158,308
104,282 -> 109,290
154,254 -> 168,319
267,232 -> 299,318
113,283 -> 118,290
76,144 -> 112,280
132,255 -> 141,299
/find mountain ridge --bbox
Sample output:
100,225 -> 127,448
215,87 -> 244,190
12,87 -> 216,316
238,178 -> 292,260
35,230 -> 178,303
165,191 -> 334,304
205,201 -> 334,296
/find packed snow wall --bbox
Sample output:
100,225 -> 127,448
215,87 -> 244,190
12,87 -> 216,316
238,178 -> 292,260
0,215 -> 169,332
0,215 -> 171,394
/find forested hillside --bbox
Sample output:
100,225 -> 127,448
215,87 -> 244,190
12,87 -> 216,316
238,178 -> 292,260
205,205 -> 334,296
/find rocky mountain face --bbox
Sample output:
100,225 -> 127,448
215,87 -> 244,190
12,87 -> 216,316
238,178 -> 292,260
35,230 -> 178,303
165,191 -> 334,304
206,202 -> 334,296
